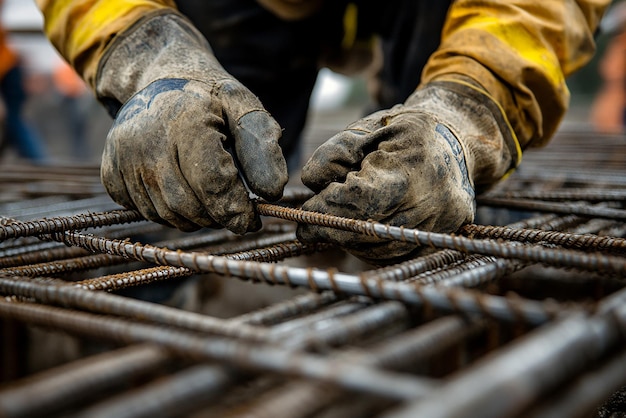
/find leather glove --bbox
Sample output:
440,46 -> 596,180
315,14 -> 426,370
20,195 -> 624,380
296,80 -> 520,265
96,12 -> 288,234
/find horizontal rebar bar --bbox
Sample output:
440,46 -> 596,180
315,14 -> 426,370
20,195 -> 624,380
53,229 -> 566,325
0,298 -> 437,401
476,197 -> 626,221
76,266 -> 195,292
256,204 -> 626,278
461,224 -> 626,254
76,239 -> 327,292
487,189 -> 626,202
0,210 -> 144,241
73,364 -> 236,418
228,291 -> 340,326
0,344 -> 170,418
0,275 -> 267,341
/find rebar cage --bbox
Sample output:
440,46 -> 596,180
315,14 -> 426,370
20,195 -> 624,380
1,130 -> 626,418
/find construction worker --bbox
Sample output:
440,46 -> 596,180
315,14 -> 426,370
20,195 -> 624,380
0,0 -> 47,162
35,1 -> 610,264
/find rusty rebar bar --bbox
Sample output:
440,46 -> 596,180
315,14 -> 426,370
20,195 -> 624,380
72,364 -> 236,418
228,291 -> 340,326
76,238 -> 327,292
255,204 -> 626,277
76,266 -> 195,291
0,275 -> 267,341
0,210 -> 144,241
476,197 -> 626,221
0,344 -> 170,418
461,224 -> 626,254
53,229 -> 567,325
0,298 -> 437,401
487,189 -> 626,202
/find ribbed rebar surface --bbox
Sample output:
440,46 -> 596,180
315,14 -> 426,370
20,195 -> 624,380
1,131 -> 626,418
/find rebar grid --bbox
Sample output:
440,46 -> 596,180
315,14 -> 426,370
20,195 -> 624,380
1,131 -> 626,418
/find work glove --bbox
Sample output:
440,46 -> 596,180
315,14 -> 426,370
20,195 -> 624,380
297,80 -> 520,265
96,13 -> 288,234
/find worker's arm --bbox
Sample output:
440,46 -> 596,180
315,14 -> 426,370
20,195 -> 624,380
35,0 -> 176,88
297,1 -> 611,265
421,0 -> 610,148
36,1 -> 288,233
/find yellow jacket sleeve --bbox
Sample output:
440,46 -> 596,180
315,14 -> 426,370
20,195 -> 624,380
421,0 -> 611,149
35,0 -> 178,89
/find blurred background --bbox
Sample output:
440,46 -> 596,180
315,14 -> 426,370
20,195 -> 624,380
0,0 -> 624,166
0,0 -> 111,164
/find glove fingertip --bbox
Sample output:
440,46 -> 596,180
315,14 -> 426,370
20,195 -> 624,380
300,130 -> 367,192
247,163 -> 288,201
235,111 -> 289,200
244,167 -> 288,202
300,161 -> 327,193
301,159 -> 352,194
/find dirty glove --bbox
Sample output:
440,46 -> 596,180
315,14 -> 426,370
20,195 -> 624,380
297,80 -> 520,265
96,12 -> 288,233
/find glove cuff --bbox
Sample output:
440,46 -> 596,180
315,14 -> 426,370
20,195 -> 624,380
95,11 -> 224,117
406,79 -> 521,190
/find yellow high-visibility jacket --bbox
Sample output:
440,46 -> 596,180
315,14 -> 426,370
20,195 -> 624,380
35,0 -> 610,151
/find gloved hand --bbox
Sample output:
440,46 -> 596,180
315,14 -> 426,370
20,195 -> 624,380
96,13 -> 288,234
297,80 -> 520,265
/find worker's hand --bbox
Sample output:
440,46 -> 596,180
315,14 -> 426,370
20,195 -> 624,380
96,13 -> 288,233
297,80 -> 520,265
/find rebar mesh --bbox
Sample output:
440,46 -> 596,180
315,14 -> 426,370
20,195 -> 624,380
1,131 -> 626,418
